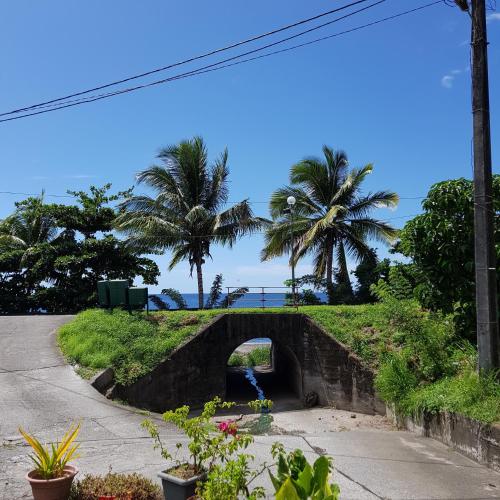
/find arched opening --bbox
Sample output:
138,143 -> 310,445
225,337 -> 303,410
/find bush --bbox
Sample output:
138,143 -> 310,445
228,353 -> 246,367
227,346 -> 271,367
247,346 -> 271,367
403,367 -> 500,423
69,472 -> 162,500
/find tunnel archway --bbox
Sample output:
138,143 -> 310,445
114,313 -> 385,415
224,338 -> 303,409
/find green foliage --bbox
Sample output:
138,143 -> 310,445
227,347 -> 271,367
262,146 -> 398,303
149,295 -> 170,310
397,176 -> 500,339
402,367 -> 500,423
143,397 -> 251,474
201,454 -> 266,500
228,352 -> 246,367
58,308 -> 216,385
371,289 -> 500,423
161,288 -> 188,309
69,471 -> 162,500
269,443 -> 340,500
247,346 -> 271,367
352,252 -> 390,304
0,185 -> 159,314
19,423 -> 80,480
115,136 -> 263,309
205,273 -> 224,309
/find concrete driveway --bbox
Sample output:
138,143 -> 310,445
0,315 -> 499,499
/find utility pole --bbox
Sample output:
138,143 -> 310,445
457,0 -> 499,369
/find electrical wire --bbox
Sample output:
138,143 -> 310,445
0,0 -> 376,117
0,0 -> 387,122
0,1 -> 444,123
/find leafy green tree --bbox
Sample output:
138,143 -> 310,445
116,136 -> 263,309
398,176 -> 500,339
262,146 -> 398,303
352,250 -> 390,304
0,185 -> 159,313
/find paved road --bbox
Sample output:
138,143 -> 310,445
0,316 -> 499,499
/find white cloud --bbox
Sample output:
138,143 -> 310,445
487,13 -> 500,23
441,69 -> 462,89
441,75 -> 455,89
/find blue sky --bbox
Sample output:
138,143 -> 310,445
1,1 -> 499,292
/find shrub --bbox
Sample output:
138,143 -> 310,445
228,353 -> 246,367
247,346 -> 271,367
69,471 -> 162,500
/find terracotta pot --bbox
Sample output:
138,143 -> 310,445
26,464 -> 78,500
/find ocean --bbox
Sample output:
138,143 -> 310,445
148,291 -> 328,310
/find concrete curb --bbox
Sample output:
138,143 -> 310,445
90,367 -> 115,394
387,405 -> 500,472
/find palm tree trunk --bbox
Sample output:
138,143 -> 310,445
337,241 -> 352,293
196,260 -> 204,309
326,235 -> 334,305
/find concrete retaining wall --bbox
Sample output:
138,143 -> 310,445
112,313 -> 385,415
387,406 -> 500,472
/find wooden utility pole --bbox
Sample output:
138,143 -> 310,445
463,0 -> 499,370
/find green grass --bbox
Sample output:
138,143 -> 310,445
228,346 -> 271,367
401,368 -> 500,423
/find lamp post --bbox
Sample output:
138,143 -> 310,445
286,196 -> 296,306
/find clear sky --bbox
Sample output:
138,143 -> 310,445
0,1 -> 499,292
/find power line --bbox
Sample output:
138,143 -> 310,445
0,1 -> 444,123
0,0 -> 387,122
0,0 -> 376,118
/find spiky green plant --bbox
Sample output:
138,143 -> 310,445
19,423 -> 80,479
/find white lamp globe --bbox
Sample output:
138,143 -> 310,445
287,196 -> 296,206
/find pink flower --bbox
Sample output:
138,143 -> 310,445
218,420 -> 238,436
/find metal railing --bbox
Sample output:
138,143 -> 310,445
225,286 -> 302,309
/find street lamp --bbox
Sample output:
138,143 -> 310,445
286,196 -> 296,306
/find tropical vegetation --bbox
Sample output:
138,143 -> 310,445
0,185 -> 159,313
261,146 -> 398,304
115,136 -> 263,309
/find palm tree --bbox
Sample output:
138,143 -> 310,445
116,136 -> 263,309
0,193 -> 57,262
261,146 -> 399,302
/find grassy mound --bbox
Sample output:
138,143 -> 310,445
58,303 -> 500,423
58,305 -> 389,385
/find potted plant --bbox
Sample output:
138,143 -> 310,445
269,443 -> 340,499
19,422 -> 80,500
142,397 -> 262,500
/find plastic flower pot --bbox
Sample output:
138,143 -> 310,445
26,465 -> 78,500
158,469 -> 206,500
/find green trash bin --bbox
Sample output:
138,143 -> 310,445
128,287 -> 148,310
108,279 -> 129,307
97,280 -> 110,307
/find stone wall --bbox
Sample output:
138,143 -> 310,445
113,313 -> 385,415
387,407 -> 500,473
